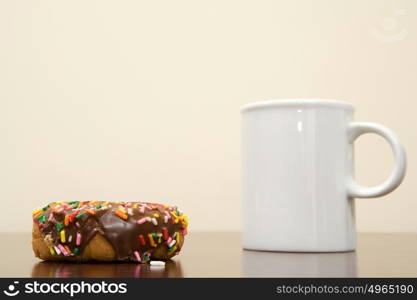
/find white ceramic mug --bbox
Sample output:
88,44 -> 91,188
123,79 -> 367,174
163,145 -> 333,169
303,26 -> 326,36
241,99 -> 406,252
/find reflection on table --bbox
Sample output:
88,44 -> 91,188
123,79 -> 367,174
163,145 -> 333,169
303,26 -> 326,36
242,250 -> 357,277
31,260 -> 183,278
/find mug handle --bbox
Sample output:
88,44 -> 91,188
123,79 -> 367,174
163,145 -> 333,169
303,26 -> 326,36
347,122 -> 407,198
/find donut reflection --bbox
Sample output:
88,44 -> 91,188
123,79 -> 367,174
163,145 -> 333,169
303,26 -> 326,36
242,250 -> 357,277
32,260 -> 183,278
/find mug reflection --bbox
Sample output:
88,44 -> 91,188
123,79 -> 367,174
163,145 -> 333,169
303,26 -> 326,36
242,250 -> 357,277
32,260 -> 183,278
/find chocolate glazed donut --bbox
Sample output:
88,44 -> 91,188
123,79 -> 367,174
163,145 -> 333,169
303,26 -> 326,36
32,201 -> 188,262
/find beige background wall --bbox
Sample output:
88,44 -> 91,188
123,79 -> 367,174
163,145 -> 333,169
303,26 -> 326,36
0,0 -> 416,233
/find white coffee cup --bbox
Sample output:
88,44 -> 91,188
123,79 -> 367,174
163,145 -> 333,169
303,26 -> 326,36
241,99 -> 406,252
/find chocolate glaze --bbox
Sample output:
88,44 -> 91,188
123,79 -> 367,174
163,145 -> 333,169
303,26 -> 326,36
33,201 -> 188,262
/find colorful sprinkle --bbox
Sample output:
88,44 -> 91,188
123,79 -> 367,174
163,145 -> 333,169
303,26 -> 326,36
37,214 -> 47,223
60,230 -> 66,243
86,209 -> 96,215
162,227 -> 168,240
58,244 -> 68,256
48,213 -> 54,222
53,245 -> 61,255
168,239 -> 176,248
148,233 -> 156,247
143,253 -> 150,261
180,215 -> 189,228
114,210 -> 128,220
164,211 -> 171,219
76,232 -> 82,246
138,234 -> 146,246
33,211 -> 43,220
168,246 -> 177,254
134,251 -> 141,262
69,210 -> 79,223
64,245 -> 71,255
32,208 -> 42,215
137,217 -> 150,225
75,213 -> 85,220
56,222 -> 64,232
54,207 -> 64,214
74,247 -> 79,256
64,215 -> 69,226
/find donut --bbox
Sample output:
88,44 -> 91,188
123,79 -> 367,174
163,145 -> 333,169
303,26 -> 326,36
32,201 -> 188,262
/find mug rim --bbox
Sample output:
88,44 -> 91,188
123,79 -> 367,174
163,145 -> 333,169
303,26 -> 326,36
241,98 -> 355,112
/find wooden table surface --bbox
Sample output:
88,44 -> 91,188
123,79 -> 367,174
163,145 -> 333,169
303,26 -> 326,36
1,232 -> 416,277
